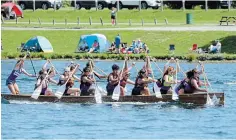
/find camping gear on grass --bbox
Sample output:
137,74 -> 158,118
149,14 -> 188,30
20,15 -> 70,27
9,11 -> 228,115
76,34 -> 110,53
22,36 -> 53,53
1,2 -> 23,19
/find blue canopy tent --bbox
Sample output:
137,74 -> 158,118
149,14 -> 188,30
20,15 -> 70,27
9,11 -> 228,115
22,36 -> 53,53
76,34 -> 110,53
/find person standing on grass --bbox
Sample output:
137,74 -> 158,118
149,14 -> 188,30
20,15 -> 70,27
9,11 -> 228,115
111,7 -> 117,25
115,34 -> 121,54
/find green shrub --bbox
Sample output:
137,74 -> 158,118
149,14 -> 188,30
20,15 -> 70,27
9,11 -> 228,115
7,53 -> 17,59
187,54 -> 196,62
51,53 -> 63,59
64,54 -> 73,59
75,54 -> 82,59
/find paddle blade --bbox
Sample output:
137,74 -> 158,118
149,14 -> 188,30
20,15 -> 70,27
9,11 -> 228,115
153,82 -> 162,98
55,85 -> 65,99
98,86 -> 107,96
31,85 -> 42,100
112,85 -> 120,101
172,84 -> 179,101
95,87 -> 102,104
212,94 -> 220,105
206,94 -> 214,106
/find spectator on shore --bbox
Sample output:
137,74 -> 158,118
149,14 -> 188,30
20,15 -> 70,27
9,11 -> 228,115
115,34 -> 121,54
143,44 -> 149,54
79,40 -> 89,52
111,7 -> 117,26
88,40 -> 99,53
108,42 -> 116,53
209,40 -> 221,54
136,39 -> 143,48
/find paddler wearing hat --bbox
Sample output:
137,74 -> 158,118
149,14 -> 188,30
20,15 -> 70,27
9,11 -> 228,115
58,65 -> 80,96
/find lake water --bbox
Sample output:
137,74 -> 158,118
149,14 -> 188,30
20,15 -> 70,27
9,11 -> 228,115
1,60 -> 236,139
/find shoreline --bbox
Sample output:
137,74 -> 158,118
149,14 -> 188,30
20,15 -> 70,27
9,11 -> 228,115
1,58 -> 236,63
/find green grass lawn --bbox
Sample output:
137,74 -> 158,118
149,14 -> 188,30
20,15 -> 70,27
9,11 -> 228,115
5,9 -> 236,25
2,30 -> 236,56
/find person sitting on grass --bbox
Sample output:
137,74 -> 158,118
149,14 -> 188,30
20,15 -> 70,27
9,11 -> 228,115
88,40 -> 100,53
127,40 -> 136,54
79,40 -> 89,52
143,44 -> 150,54
108,42 -> 116,53
209,40 -> 221,54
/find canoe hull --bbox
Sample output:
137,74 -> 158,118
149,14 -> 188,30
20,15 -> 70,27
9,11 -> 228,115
1,92 -> 224,105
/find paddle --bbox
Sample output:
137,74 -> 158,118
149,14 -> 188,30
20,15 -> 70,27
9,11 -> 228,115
153,60 -> 163,74
90,60 -> 107,95
201,64 -> 218,104
69,61 -> 83,73
90,61 -> 102,104
31,67 -> 52,100
28,52 -> 37,76
112,60 -> 126,101
200,63 -> 213,105
172,61 -> 179,101
94,65 -> 108,76
54,78 -> 70,99
149,58 -> 162,98
54,65 -> 79,99
48,61 -> 60,75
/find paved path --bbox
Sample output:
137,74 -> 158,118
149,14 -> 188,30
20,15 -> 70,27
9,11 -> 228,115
2,26 -> 236,31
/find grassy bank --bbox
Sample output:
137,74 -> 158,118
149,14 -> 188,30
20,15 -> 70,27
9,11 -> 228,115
2,30 -> 236,56
2,52 -> 236,61
4,9 -> 236,25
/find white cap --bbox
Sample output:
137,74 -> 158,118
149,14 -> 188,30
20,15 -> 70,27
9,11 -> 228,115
64,67 -> 70,72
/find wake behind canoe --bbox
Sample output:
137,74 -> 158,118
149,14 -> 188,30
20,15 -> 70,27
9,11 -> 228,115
1,92 -> 224,105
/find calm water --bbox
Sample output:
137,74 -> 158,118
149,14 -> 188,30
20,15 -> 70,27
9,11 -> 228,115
1,60 -> 236,139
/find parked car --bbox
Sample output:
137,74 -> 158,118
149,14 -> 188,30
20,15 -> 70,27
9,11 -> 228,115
17,0 -> 62,10
220,0 -> 235,8
109,0 -> 161,9
70,0 -> 111,10
165,0 -> 235,9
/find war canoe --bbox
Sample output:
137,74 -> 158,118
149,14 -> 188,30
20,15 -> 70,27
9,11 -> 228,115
1,92 -> 224,105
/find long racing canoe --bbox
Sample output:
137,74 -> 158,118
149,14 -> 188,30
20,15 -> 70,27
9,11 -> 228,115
1,92 -> 224,105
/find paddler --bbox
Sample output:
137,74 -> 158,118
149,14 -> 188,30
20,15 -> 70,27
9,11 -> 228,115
120,72 -> 135,96
160,58 -> 179,94
175,68 -> 207,94
106,64 -> 120,96
35,67 -> 56,96
6,54 -> 36,95
37,59 -> 58,85
132,69 -> 156,96
120,57 -> 135,96
69,65 -> 81,83
80,67 -> 96,96
58,65 -> 80,96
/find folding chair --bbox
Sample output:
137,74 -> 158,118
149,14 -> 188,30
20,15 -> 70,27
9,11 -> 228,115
169,44 -> 175,55
191,44 -> 199,53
